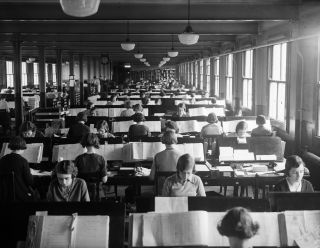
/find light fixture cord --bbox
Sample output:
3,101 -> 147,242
187,0 -> 190,25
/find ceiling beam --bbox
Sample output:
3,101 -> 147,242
0,3 -> 299,21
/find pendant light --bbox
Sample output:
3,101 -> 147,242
178,0 -> 199,45
134,43 -> 143,59
168,35 -> 179,57
60,0 -> 100,17
121,21 -> 135,51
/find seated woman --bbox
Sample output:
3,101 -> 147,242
44,119 -> 62,137
200,112 -> 223,138
251,115 -> 273,137
47,160 -> 90,202
0,136 -> 37,201
274,155 -> 314,192
107,94 -> 117,105
120,99 -> 135,117
20,121 -> 44,138
132,103 -> 144,114
227,121 -> 249,138
149,130 -> 183,181
159,120 -> 183,137
128,113 -> 151,140
172,103 -> 189,118
217,207 -> 259,248
96,120 -> 115,138
67,111 -> 90,142
162,154 -> 206,197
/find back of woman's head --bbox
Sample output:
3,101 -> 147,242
55,160 -> 78,177
86,101 -> 94,110
285,155 -> 305,176
76,111 -> 87,122
124,100 -> 132,109
176,154 -> 195,172
217,207 -> 259,239
207,112 -> 218,124
256,115 -> 266,125
235,121 -> 248,133
161,130 -> 178,145
80,132 -> 100,148
133,103 -> 143,112
8,136 -> 27,150
165,120 -> 179,133
133,112 -> 145,123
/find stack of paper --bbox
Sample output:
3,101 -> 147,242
233,149 -> 255,161
219,147 -> 234,161
155,197 -> 188,213
52,143 -> 85,162
26,214 -> 110,248
222,120 -> 245,133
176,120 -> 201,133
175,143 -> 204,162
112,120 -> 134,133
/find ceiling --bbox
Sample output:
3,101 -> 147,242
0,0 -> 305,69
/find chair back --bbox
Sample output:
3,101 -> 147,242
0,171 -> 15,201
78,173 -> 100,202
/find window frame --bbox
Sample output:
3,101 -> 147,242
6,60 -> 14,88
242,49 -> 253,110
214,58 -> 220,97
226,54 -> 233,102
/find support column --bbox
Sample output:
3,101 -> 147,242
38,45 -> 46,108
13,35 -> 23,134
79,54 -> 84,105
56,49 -> 62,92
69,51 -> 75,107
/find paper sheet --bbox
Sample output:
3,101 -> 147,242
52,143 -> 85,162
155,197 -> 188,213
142,211 -> 208,247
1,142 -> 43,164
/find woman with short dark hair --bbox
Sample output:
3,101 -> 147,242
217,207 -> 259,248
274,155 -> 313,192
47,160 -> 90,202
251,115 -> 273,137
0,136 -> 36,201
20,121 -> 44,138
162,154 -> 206,196
128,113 -> 150,140
200,112 -> 223,138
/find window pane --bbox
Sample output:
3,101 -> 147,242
226,77 -> 233,102
6,61 -> 13,74
280,43 -> 287,81
244,50 -> 253,78
272,44 -> 281,80
269,82 -> 278,119
227,54 -> 233,76
277,83 -> 286,121
22,62 -> 26,73
243,79 -> 248,108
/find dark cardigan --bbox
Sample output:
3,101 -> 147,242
274,178 -> 314,192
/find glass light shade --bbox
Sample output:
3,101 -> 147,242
140,58 -> 146,62
60,0 -> 100,17
168,50 -> 179,57
121,39 -> 135,51
163,57 -> 170,62
134,53 -> 143,59
178,25 -> 199,45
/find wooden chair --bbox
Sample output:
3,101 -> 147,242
0,171 -> 15,201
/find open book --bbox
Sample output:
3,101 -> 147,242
25,214 -> 110,248
129,210 -> 280,247
0,143 -> 43,164
52,143 -> 85,162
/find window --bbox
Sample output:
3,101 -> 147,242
52,63 -> 57,84
33,63 -> 39,86
6,61 -> 14,87
22,62 -> 27,86
199,60 -> 204,89
268,43 -> 287,122
242,50 -> 253,109
206,58 -> 211,94
45,63 -> 49,83
190,62 -> 194,87
226,54 -> 233,101
195,61 -> 198,88
214,58 -> 219,96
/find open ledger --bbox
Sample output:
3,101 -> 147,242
0,142 -> 43,164
25,214 -> 110,248
129,211 -> 281,247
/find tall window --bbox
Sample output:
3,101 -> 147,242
33,63 -> 39,86
199,59 -> 204,89
52,63 -> 57,84
206,58 -> 211,94
45,63 -> 49,83
190,62 -> 194,87
195,61 -> 198,88
6,61 -> 14,87
226,54 -> 233,102
22,62 -> 27,86
214,58 -> 219,96
242,50 -> 253,109
268,43 -> 287,122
